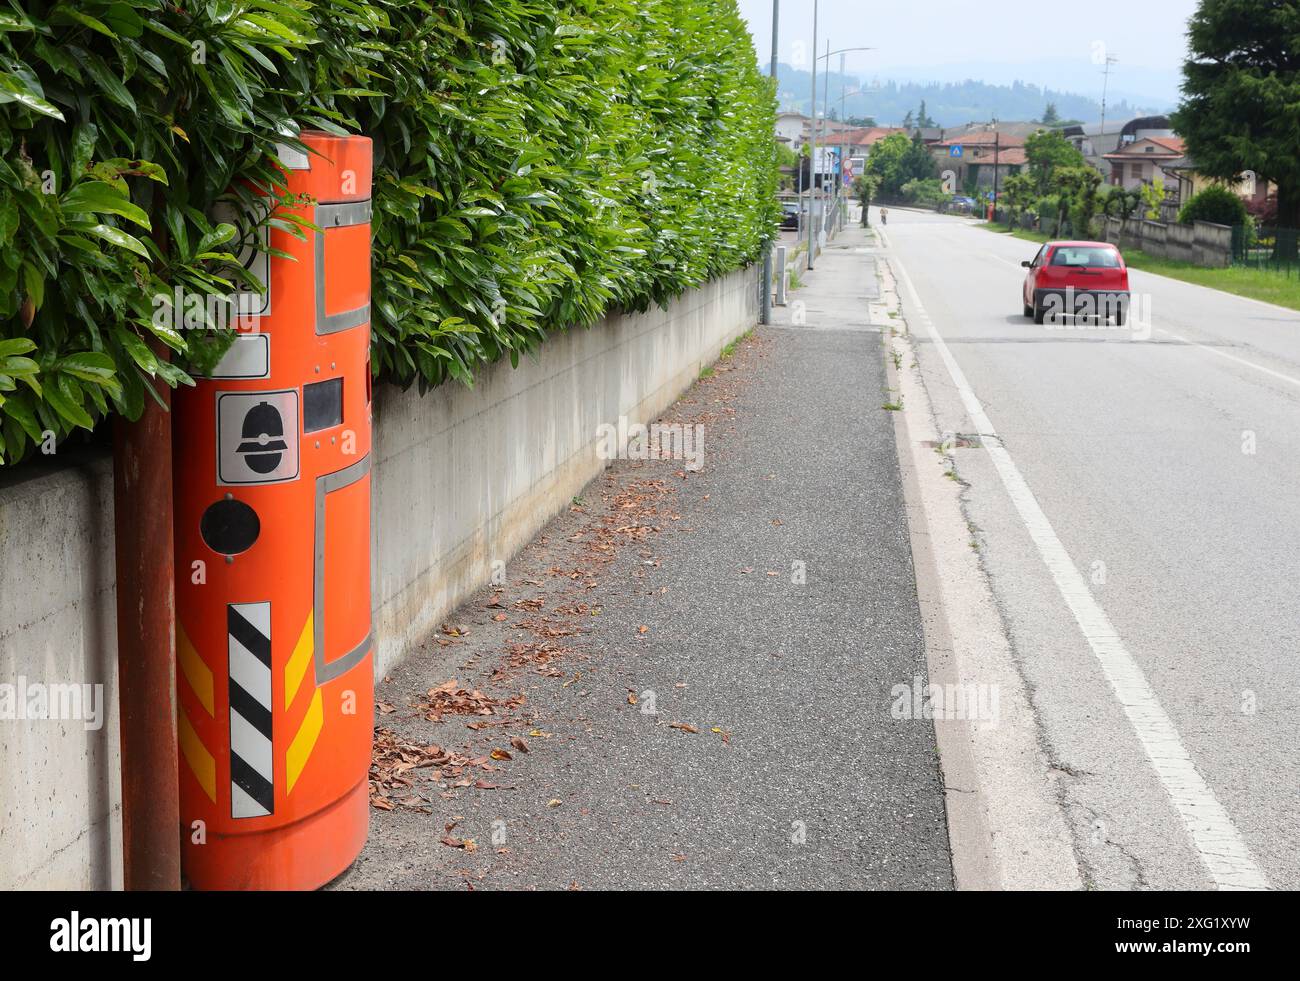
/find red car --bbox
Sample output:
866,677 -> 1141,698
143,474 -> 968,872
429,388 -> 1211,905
1021,241 -> 1130,325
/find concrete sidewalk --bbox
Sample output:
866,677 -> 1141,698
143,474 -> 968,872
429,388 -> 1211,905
341,222 -> 953,890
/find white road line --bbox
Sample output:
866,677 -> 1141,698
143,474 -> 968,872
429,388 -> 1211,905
1156,327 -> 1300,390
881,227 -> 1270,891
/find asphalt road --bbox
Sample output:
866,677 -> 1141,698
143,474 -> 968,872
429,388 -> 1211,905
342,259 -> 953,890
880,207 -> 1300,890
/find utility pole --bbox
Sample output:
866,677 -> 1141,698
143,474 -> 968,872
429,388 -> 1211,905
1099,54 -> 1119,139
820,41 -> 830,234
839,53 -> 849,231
761,0 -> 778,326
807,0 -> 818,270
993,128 -> 1001,219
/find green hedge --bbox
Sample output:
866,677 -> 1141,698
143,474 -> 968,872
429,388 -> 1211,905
0,0 -> 778,464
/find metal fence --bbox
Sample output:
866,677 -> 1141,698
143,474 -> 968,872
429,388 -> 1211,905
1231,225 -> 1300,275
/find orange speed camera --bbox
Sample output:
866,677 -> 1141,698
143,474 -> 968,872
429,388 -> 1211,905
172,133 -> 374,890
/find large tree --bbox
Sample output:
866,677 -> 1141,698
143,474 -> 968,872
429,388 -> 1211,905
1173,0 -> 1300,228
1023,130 -> 1088,196
867,132 -> 937,199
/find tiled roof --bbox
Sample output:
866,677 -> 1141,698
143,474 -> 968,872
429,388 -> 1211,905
1104,137 -> 1187,160
933,131 -> 1027,148
827,126 -> 907,146
1148,136 -> 1186,153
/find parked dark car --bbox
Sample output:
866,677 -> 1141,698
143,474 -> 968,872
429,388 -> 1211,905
779,201 -> 801,230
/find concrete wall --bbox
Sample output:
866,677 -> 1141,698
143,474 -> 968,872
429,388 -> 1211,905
0,453 -> 123,889
0,266 -> 757,889
1102,216 -> 1232,268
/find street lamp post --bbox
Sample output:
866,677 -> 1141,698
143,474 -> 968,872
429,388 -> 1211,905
807,38 -> 875,270
807,0 -> 817,270
839,54 -> 854,231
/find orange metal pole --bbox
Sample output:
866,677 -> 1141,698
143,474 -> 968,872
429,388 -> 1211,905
113,352 -> 181,890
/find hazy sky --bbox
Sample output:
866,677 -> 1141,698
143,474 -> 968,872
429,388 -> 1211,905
736,0 -> 1200,104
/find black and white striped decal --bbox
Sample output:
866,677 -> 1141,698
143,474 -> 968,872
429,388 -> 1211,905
228,602 -> 273,818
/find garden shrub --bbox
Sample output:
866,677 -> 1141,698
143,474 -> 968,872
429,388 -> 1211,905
1178,185 -> 1248,227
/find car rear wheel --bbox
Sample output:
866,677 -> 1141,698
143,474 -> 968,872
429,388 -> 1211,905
1032,301 -> 1045,325
1115,304 -> 1127,326
1023,302 -> 1034,319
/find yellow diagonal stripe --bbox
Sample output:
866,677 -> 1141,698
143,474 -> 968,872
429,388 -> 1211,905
177,622 -> 214,717
286,689 -> 324,794
178,706 -> 216,803
284,611 -> 314,710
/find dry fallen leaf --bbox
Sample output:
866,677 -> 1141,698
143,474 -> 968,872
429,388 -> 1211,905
627,692 -> 638,705
510,736 -> 530,753
637,625 -> 649,635
668,722 -> 699,734
547,798 -> 563,808
490,748 -> 513,761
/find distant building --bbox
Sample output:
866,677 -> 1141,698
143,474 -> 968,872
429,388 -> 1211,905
929,129 -> 1028,191
827,126 -> 908,159
1104,136 -> 1186,190
939,120 -> 1042,143
1116,115 -> 1176,145
775,112 -> 861,153
1061,124 -> 1124,174
1160,158 -> 1277,221
776,112 -> 808,150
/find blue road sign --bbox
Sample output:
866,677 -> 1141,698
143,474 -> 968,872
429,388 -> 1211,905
950,145 -> 963,158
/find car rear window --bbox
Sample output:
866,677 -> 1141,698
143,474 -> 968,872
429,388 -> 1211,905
1050,246 -> 1120,268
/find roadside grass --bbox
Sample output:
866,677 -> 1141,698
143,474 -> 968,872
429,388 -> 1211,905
1122,252 -> 1300,312
982,222 -> 1300,312
719,329 -> 752,360
700,327 -> 755,379
981,222 -> 1050,247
